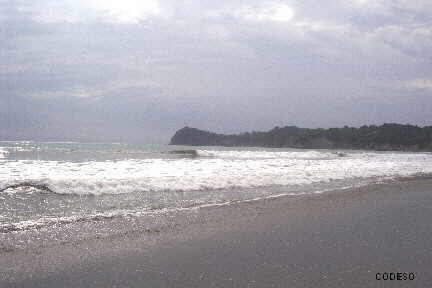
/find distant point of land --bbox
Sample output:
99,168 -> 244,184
170,124 -> 432,151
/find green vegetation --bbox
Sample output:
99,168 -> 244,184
170,124 -> 432,151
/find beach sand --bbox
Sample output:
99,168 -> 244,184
1,179 -> 432,287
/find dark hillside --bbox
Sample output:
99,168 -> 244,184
170,124 -> 432,151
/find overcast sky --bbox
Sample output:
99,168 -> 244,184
1,0 -> 431,143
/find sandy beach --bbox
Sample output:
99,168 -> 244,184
1,178 -> 432,287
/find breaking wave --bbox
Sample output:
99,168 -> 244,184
0,148 -> 8,159
3,142 -> 432,239
0,182 -> 53,194
199,149 -> 349,160
0,182 -> 375,233
1,150 -> 432,196
4,174 -> 432,234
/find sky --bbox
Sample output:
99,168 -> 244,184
0,0 -> 431,143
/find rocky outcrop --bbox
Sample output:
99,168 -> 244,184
169,127 -> 223,146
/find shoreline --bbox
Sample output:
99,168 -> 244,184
171,144 -> 432,153
2,178 -> 432,287
3,174 -> 431,236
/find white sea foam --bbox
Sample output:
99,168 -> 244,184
0,178 -> 404,233
1,150 -> 431,195
0,187 -> 339,233
0,147 -> 9,159
0,204 -> 202,233
198,149 -> 346,160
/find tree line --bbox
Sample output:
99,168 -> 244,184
170,124 -> 432,151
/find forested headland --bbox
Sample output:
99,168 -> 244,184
170,124 -> 432,151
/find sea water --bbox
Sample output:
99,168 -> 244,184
1,141 -> 432,232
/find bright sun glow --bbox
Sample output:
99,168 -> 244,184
91,0 -> 161,23
270,4 -> 295,22
237,3 -> 294,22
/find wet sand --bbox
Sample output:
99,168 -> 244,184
1,179 -> 432,287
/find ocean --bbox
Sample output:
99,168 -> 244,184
1,141 -> 432,234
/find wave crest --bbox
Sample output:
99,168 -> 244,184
0,182 -> 53,194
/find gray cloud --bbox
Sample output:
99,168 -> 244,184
1,0 -> 431,142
